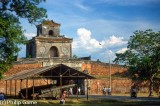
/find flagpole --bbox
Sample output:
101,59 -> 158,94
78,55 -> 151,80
109,55 -> 111,89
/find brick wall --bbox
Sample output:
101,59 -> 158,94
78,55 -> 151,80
0,61 -> 150,96
82,62 -> 132,94
0,63 -> 49,96
4,63 -> 42,76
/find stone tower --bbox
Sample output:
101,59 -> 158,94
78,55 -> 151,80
26,20 -> 73,58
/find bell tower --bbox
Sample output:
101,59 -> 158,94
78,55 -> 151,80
26,20 -> 73,58
37,20 -> 60,37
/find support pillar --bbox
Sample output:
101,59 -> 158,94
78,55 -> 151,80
26,79 -> 28,99
15,80 -> 17,98
5,80 -> 7,97
32,78 -> 35,100
47,78 -> 48,85
87,78 -> 88,101
60,75 -> 62,87
60,75 -> 62,97
20,79 -> 22,91
10,80 -> 12,97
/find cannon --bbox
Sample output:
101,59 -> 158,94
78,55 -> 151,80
38,84 -> 76,99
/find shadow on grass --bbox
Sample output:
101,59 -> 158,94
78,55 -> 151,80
62,98 -> 160,106
5,98 -> 160,106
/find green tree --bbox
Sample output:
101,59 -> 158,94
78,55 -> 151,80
114,29 -> 160,96
0,0 -> 47,79
73,54 -> 78,59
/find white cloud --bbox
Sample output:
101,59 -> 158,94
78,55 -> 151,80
89,39 -> 101,48
73,28 -> 127,53
77,28 -> 91,44
102,35 -> 127,47
116,48 -> 128,54
73,28 -> 102,51
72,27 -> 128,61
24,33 -> 36,40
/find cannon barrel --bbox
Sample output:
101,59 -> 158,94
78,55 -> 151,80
40,84 -> 76,94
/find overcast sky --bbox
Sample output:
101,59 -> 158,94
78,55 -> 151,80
19,0 -> 160,63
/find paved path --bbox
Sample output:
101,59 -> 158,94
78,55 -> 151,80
70,95 -> 160,102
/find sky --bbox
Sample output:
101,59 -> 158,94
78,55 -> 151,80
19,0 -> 160,63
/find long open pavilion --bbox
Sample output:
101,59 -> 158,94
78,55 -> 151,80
3,64 -> 95,99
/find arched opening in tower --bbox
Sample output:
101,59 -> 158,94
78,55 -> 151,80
50,46 -> 59,57
49,30 -> 53,36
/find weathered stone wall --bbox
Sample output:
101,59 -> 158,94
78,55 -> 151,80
36,39 -> 72,58
26,20 -> 72,59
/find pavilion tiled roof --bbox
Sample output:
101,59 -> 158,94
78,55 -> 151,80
3,64 -> 95,80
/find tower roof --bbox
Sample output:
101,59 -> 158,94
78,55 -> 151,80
42,20 -> 60,27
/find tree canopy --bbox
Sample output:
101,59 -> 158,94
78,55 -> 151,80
114,29 -> 160,96
0,0 -> 47,79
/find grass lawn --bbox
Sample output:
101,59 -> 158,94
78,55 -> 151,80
0,97 -> 160,106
